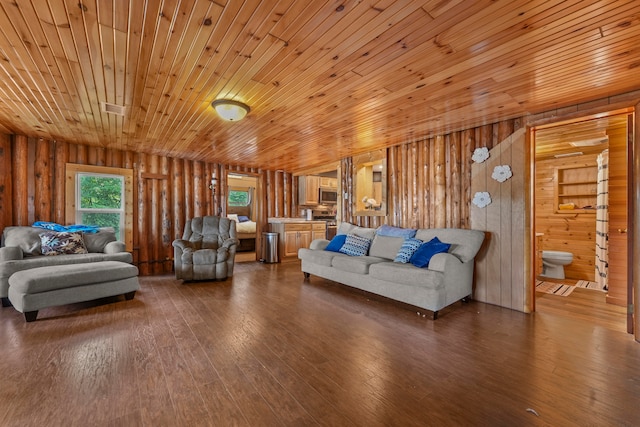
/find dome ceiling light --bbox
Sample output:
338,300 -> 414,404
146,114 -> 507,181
211,99 -> 250,121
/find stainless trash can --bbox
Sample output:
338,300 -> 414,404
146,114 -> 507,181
261,232 -> 279,263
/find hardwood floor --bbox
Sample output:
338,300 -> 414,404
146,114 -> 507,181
1,262 -> 638,426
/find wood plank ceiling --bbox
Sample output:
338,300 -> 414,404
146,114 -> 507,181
534,113 -> 629,161
0,0 -> 639,173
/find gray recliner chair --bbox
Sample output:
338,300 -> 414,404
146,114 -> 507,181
172,216 -> 238,281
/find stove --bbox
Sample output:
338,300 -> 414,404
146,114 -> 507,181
311,209 -> 337,238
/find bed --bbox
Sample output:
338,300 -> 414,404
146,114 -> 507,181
228,212 -> 256,251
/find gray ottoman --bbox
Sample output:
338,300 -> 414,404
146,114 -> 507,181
8,261 -> 139,322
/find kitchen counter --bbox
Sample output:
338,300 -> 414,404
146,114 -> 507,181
268,219 -> 327,261
268,218 -> 326,224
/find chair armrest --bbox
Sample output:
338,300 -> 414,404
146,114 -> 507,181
427,252 -> 462,272
222,238 -> 237,249
309,239 -> 330,250
0,246 -> 23,261
104,241 -> 126,254
172,239 -> 194,251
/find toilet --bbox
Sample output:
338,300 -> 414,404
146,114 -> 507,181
541,250 -> 573,279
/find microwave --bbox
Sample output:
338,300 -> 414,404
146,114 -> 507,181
319,188 -> 338,204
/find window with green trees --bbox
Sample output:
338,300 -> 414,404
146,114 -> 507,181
228,189 -> 249,206
76,173 -> 125,240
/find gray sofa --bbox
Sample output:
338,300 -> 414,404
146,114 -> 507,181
0,226 -> 132,306
298,224 -> 485,319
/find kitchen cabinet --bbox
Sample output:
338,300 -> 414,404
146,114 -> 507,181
319,177 -> 337,189
298,175 -> 320,205
269,220 -> 326,260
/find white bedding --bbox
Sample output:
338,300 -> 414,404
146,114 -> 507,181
235,220 -> 256,234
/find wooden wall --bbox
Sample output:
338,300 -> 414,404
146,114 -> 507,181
471,128 -> 528,312
2,91 -> 635,314
0,135 -> 297,275
340,119 -> 524,230
535,154 -> 599,281
606,118 -> 631,306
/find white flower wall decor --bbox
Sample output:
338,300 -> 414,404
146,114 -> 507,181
472,147 -> 490,163
491,165 -> 513,182
472,191 -> 492,208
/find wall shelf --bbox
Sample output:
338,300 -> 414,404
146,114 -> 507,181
554,165 -> 597,214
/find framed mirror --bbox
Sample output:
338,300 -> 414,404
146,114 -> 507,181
353,149 -> 387,216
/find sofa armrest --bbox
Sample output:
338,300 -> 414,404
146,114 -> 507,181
0,246 -> 23,261
222,238 -> 237,249
427,252 -> 462,272
172,239 -> 194,251
104,241 -> 127,254
309,239 -> 330,251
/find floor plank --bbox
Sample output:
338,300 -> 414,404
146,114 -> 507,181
0,262 -> 638,426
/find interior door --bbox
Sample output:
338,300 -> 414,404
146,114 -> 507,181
606,119 -> 629,309
634,106 -> 640,340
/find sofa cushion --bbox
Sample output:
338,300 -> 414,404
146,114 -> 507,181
83,228 -> 117,253
2,226 -> 43,255
9,261 -> 138,294
339,234 -> 372,256
181,248 -> 228,265
394,238 -> 423,263
299,247 -> 339,266
369,235 -> 404,260
414,229 -> 484,263
0,252 -> 133,283
376,224 -> 417,239
369,262 -> 444,289
336,222 -> 355,236
325,234 -> 347,252
336,223 -> 376,240
410,237 -> 451,268
39,231 -> 88,256
331,255 -> 386,274
351,226 -> 376,240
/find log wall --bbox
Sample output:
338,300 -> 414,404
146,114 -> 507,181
340,118 -> 523,230
0,136 -> 297,275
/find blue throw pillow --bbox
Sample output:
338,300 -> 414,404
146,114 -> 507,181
376,224 -> 417,239
339,234 -> 372,256
394,238 -> 423,263
238,215 -> 250,223
325,234 -> 347,252
410,237 -> 451,268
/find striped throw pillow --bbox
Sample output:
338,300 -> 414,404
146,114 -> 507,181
338,233 -> 372,257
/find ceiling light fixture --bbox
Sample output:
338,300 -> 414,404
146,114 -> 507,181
554,152 -> 584,158
211,99 -> 250,121
569,136 -> 609,147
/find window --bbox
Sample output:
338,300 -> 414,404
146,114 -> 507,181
65,164 -> 133,251
228,189 -> 250,206
76,173 -> 125,239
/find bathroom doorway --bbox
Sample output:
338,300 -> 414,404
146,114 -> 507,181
532,110 -> 631,323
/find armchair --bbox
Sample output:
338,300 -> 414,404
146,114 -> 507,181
172,216 -> 238,281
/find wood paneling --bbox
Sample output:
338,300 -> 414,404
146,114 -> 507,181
0,135 -> 297,274
535,154 -> 599,281
534,113 -> 629,297
0,134 -> 12,228
606,120 -> 630,306
343,118 -> 523,232
471,128 -> 528,311
0,1 -> 639,172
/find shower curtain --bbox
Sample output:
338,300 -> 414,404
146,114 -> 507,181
595,150 -> 609,290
